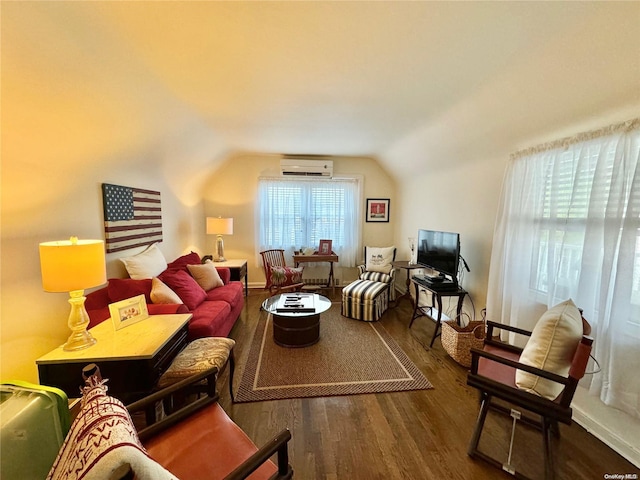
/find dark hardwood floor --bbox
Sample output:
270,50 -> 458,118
216,289 -> 638,480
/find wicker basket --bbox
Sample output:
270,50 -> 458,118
441,320 -> 485,368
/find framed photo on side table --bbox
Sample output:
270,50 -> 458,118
319,239 -> 333,255
109,294 -> 149,330
366,198 -> 390,222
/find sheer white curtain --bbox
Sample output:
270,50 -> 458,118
255,176 -> 361,267
487,119 -> 640,418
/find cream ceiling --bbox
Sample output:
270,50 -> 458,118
3,1 -> 639,178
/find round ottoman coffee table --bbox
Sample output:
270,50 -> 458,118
261,293 -> 331,347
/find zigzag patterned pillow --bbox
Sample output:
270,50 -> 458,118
47,376 -> 177,480
270,266 -> 303,286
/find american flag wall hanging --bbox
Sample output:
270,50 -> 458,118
102,183 -> 163,253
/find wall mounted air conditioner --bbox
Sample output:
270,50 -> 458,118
280,158 -> 333,177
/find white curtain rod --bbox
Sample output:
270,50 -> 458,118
511,117 -> 639,160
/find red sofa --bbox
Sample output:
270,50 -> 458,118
85,252 -> 244,340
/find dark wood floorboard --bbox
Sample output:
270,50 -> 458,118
216,289 -> 638,480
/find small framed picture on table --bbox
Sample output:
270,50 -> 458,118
366,198 -> 390,222
109,294 -> 149,330
319,239 -> 333,255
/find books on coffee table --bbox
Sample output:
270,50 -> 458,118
275,293 -> 315,313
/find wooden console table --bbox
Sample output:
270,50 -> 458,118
293,253 -> 339,288
409,277 -> 467,348
37,313 -> 191,402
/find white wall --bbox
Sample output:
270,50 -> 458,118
0,3 -> 229,383
200,152 -> 397,287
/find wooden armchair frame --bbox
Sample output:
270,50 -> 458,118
127,366 -> 293,479
466,320 -> 593,480
260,249 -> 304,295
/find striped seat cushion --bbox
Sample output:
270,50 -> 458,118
359,271 -> 392,284
341,280 -> 389,322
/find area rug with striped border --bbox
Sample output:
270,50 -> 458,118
235,304 -> 433,402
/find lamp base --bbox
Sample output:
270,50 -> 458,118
64,330 -> 97,352
63,290 -> 97,352
214,235 -> 226,262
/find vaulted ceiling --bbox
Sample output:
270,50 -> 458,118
3,1 -> 638,179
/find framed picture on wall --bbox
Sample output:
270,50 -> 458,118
366,198 -> 390,222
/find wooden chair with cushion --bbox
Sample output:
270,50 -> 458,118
466,299 -> 593,480
47,364 -> 293,480
260,249 -> 304,295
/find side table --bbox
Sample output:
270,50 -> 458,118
390,261 -> 423,308
36,314 -> 192,403
293,253 -> 339,290
409,278 -> 467,347
207,258 -> 248,296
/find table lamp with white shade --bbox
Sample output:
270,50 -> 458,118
206,217 -> 233,262
39,237 -> 107,351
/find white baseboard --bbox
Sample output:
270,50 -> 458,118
572,387 -> 640,468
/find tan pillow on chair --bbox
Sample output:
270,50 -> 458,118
515,299 -> 583,400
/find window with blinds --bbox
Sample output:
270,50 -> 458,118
257,177 -> 359,259
530,141 -> 640,314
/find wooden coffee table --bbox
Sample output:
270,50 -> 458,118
261,293 -> 332,347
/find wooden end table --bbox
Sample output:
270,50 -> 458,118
208,258 -> 248,296
36,314 -> 191,402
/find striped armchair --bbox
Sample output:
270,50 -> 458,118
356,246 -> 397,301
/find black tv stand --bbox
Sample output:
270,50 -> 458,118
410,276 -> 467,347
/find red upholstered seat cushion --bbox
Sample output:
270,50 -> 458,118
149,304 -> 189,316
477,344 -> 521,388
107,278 -> 153,303
158,269 -> 207,311
188,301 -> 232,339
144,403 -> 277,480
205,282 -> 243,304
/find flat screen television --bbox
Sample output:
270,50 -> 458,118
416,229 -> 460,280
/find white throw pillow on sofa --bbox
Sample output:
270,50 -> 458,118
515,299 -> 583,400
365,246 -> 395,274
120,244 -> 168,280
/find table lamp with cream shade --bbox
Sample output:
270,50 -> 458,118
206,217 -> 233,262
39,237 -> 107,351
